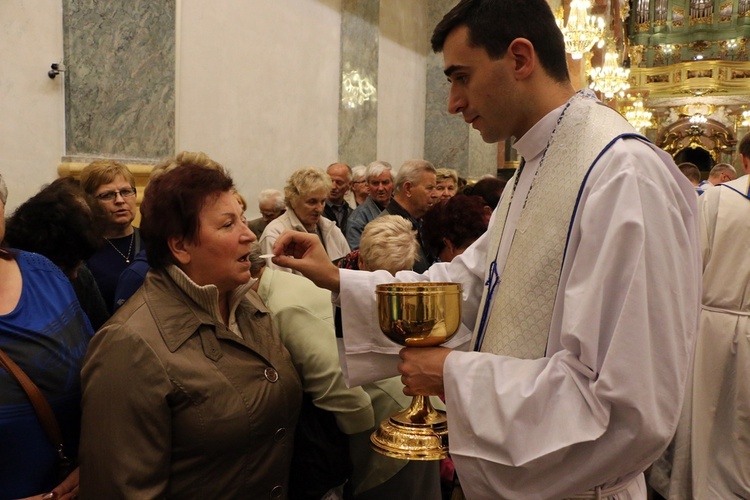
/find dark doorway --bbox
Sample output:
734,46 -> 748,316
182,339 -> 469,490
674,147 -> 713,172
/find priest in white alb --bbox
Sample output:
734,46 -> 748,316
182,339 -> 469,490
271,0 -> 702,498
658,133 -> 750,499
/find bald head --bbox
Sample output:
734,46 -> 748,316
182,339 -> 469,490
708,163 -> 737,185
327,162 -> 352,204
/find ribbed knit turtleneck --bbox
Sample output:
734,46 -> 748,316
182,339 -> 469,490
165,264 -> 256,338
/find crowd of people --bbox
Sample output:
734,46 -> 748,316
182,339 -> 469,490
1,0 -> 748,499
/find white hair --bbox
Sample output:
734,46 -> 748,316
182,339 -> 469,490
351,165 -> 367,181
394,160 -> 436,191
258,188 -> 285,211
359,215 -> 419,275
365,160 -> 393,181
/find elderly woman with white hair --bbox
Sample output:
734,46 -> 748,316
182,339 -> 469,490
348,165 -> 369,207
358,215 -> 419,274
259,167 -> 349,275
434,168 -> 458,201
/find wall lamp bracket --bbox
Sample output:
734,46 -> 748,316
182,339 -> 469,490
48,62 -> 65,79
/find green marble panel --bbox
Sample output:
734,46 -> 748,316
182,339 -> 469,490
63,0 -> 175,159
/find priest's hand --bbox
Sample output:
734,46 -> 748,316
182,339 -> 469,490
398,347 -> 452,397
272,230 -> 341,293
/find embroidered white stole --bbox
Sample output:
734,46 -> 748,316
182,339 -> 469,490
475,94 -> 636,358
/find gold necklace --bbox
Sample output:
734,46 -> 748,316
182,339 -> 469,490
105,232 -> 134,263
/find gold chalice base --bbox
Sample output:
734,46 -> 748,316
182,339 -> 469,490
372,282 -> 462,461
370,395 -> 449,460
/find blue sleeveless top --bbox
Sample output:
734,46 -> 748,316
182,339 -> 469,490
0,251 -> 94,499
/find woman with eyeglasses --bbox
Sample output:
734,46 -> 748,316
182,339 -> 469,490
80,160 -> 141,314
349,165 -> 370,206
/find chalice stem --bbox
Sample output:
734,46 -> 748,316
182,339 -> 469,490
406,395 -> 433,424
394,394 -> 446,427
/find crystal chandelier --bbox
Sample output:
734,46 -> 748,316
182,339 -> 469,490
589,39 -> 631,99
556,0 -> 605,60
742,109 -> 750,127
624,95 -> 653,132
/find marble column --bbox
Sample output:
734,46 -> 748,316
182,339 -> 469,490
60,0 -> 175,170
424,0 -> 498,179
338,0 -> 379,165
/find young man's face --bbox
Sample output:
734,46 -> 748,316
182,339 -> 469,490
443,25 -> 519,144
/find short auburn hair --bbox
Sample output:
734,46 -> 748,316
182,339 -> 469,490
139,152 -> 234,269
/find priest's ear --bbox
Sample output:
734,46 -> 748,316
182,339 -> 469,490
507,38 -> 536,81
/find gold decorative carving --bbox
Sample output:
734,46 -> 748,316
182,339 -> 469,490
629,45 -> 645,68
687,69 -> 713,79
719,1 -> 733,21
629,60 -> 750,97
689,17 -> 713,26
690,40 -> 710,55
672,8 -> 685,27
654,50 -> 666,66
620,0 -> 630,22
658,118 -> 735,161
648,74 -> 671,83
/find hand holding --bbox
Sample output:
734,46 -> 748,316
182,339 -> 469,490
398,347 -> 452,397
271,230 -> 341,292
20,467 -> 79,500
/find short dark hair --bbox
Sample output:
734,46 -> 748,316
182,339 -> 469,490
431,0 -> 570,83
422,194 -> 489,256
739,132 -> 750,159
678,162 -> 701,184
4,177 -> 106,276
139,152 -> 234,270
462,176 -> 507,209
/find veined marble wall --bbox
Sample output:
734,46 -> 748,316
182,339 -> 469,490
338,0 -> 429,170
2,0 -> 500,219
339,0 -> 379,165
63,0 -> 175,161
424,0 -> 498,178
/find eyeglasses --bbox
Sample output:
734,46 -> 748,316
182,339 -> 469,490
95,187 -> 137,201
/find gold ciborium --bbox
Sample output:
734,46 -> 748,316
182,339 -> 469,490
371,282 -> 463,460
